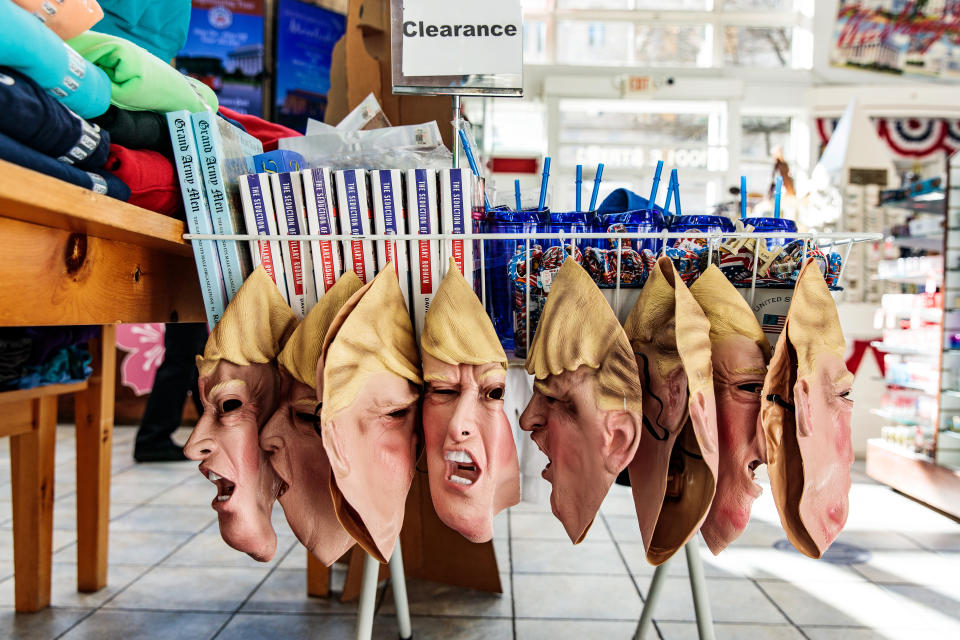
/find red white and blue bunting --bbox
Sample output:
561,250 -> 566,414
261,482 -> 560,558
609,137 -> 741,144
816,117 -> 960,159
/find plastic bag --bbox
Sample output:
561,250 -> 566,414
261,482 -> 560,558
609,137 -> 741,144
336,93 -> 392,131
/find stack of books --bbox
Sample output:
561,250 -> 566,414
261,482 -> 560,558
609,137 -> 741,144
167,111 -> 474,333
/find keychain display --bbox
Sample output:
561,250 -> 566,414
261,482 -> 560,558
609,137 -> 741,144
761,258 -> 855,559
690,265 -> 772,554
420,259 -> 521,543
319,265 -> 423,564
260,273 -> 363,566
185,266 -> 297,562
519,259 -> 643,544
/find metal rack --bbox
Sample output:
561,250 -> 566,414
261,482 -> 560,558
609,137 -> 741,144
183,228 -> 883,640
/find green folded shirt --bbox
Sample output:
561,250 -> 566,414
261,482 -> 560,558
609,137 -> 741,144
67,31 -> 218,114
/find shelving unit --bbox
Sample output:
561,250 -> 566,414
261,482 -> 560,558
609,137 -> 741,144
866,154 -> 960,518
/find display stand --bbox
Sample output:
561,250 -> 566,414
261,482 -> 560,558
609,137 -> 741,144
355,539 -> 412,640
634,538 -> 716,640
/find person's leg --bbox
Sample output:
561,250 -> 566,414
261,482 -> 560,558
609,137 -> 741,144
134,323 -> 206,462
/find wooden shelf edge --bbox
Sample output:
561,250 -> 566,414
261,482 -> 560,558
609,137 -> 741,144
866,438 -> 960,520
0,159 -> 192,257
0,381 -> 89,405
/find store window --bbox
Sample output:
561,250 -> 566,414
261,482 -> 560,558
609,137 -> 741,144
723,26 -> 792,67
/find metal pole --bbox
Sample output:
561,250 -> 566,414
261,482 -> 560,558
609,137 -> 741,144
633,555 -> 672,640
685,538 -> 716,640
389,539 -> 412,640
355,552 -> 380,640
452,96 -> 462,170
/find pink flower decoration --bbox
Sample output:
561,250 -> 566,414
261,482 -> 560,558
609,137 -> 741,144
115,323 -> 166,396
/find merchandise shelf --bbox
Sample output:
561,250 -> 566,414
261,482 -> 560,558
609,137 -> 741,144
870,341 -> 939,356
870,408 -> 934,427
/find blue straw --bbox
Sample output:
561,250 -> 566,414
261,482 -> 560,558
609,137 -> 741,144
740,176 -> 747,219
774,175 -> 782,219
458,129 -> 490,210
538,157 -> 551,211
575,165 -> 583,213
671,169 -> 681,217
663,171 -> 674,216
515,179 -> 522,211
648,160 -> 663,210
589,163 -> 604,212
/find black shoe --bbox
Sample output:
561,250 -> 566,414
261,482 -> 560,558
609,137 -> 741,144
134,440 -> 187,463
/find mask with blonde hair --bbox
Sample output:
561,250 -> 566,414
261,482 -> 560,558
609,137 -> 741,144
691,265 -> 770,555
623,256 -> 718,566
185,266 -> 297,563
259,273 -> 363,566
318,265 -> 422,563
519,259 -> 642,544
761,259 -> 853,559
421,259 -> 520,542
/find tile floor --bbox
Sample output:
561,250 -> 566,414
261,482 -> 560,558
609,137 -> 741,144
0,425 -> 958,639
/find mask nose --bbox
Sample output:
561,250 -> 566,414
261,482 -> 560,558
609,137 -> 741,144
184,413 -> 216,461
259,408 -> 285,453
447,394 -> 480,443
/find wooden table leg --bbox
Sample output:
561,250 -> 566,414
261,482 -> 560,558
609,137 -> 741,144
10,396 -> 57,611
73,325 -> 116,593
306,550 -> 330,598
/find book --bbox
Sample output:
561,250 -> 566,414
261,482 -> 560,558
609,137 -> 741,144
166,110 -> 228,329
270,171 -> 318,318
301,167 -> 343,296
438,168 -> 474,287
238,172 -> 290,304
191,110 -> 253,301
406,168 -> 441,336
370,169 -> 411,309
334,169 -> 376,283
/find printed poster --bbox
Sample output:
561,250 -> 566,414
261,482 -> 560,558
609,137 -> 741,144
831,1 -> 960,79
177,0 -> 266,116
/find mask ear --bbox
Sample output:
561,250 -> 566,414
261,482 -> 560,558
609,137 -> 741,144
324,418 -> 351,478
688,389 -> 717,455
601,409 -> 641,476
666,365 -> 687,409
795,378 -> 813,438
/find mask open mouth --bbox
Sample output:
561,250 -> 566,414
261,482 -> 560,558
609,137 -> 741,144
444,450 -> 481,487
203,468 -> 236,505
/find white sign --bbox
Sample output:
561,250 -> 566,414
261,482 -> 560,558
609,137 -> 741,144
401,0 -> 523,77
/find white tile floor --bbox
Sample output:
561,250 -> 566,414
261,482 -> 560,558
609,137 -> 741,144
0,425 -> 958,639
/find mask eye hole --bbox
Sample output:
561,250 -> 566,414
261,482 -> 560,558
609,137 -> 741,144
736,383 -> 763,395
221,398 -> 242,413
486,387 -> 505,401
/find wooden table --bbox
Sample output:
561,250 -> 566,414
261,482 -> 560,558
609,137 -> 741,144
0,160 -> 204,611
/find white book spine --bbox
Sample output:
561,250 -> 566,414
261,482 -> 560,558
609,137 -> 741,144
270,172 -> 317,318
406,168 -> 441,336
302,167 -> 344,297
335,169 -> 376,283
370,169 -> 412,310
238,174 -> 289,304
439,168 -> 474,288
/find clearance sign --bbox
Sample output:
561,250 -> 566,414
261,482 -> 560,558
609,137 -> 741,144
400,0 -> 523,77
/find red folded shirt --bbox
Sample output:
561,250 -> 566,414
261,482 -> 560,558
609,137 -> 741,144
217,106 -> 302,152
104,144 -> 180,216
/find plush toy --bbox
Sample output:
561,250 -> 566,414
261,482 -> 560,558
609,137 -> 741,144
761,258 -> 854,559
259,273 -> 363,566
318,265 -> 422,563
519,259 -> 643,544
185,266 -> 297,562
624,256 -> 719,566
690,265 -> 771,554
420,259 -> 520,543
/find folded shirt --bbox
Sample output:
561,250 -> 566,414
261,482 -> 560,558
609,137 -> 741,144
0,131 -> 129,199
13,0 -> 104,41
0,2 -> 110,118
91,0 -> 190,63
92,105 -> 171,156
218,106 -> 301,152
104,144 -> 179,216
0,67 -> 110,170
68,31 -> 217,113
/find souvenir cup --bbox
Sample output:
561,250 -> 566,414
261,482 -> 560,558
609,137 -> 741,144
743,216 -> 798,250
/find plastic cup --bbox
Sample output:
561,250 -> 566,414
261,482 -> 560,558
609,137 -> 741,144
597,209 -> 666,254
743,216 -> 798,250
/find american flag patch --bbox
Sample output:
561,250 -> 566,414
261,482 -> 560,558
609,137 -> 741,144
762,314 -> 786,333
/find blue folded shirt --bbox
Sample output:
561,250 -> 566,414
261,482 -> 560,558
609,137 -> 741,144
92,0 -> 190,63
0,3 -> 111,119
0,131 -> 129,200
0,67 -> 110,170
